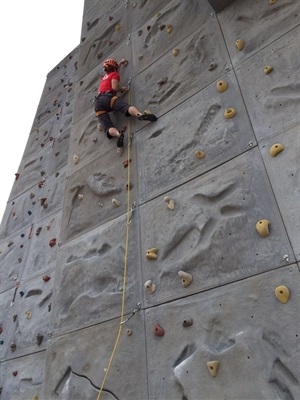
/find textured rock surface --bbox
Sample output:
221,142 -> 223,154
0,0 -> 300,399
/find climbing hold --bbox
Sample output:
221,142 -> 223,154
159,24 -> 166,31
172,48 -> 179,56
0,327 -> 3,334
147,25 -> 151,31
264,66 -> 273,75
146,248 -> 158,260
8,241 -> 14,247
157,77 -> 168,85
97,52 -> 103,60
269,0 -> 277,4
13,315 -> 17,322
164,196 -> 175,210
30,193 -> 35,199
123,159 -> 131,168
49,238 -> 57,247
154,323 -> 165,337
20,291 -> 24,297
275,285 -> 290,304
178,270 -> 193,288
194,150 -> 205,159
224,108 -> 236,119
12,371 -> 18,377
28,211 -> 32,216
256,219 -> 270,237
131,2 -> 137,7
269,143 -> 284,157
20,233 -> 25,238
43,275 -> 51,282
207,361 -> 219,377
108,40 -> 114,46
112,198 -> 121,207
78,194 -> 84,200
138,55 -> 143,61
125,181 -> 133,190
137,29 -> 142,36
25,311 -> 32,319
40,198 -> 47,206
10,343 -> 16,352
109,16 -> 113,21
144,280 -> 156,294
0,341 -> 3,345
73,154 -> 80,165
35,227 -> 42,236
208,61 -> 217,71
235,39 -> 244,51
216,80 -> 228,93
15,173 -> 20,180
115,24 -> 121,31
126,329 -> 133,336
182,317 -> 193,328
36,334 -> 43,346
33,396 -> 39,400
166,24 -> 173,34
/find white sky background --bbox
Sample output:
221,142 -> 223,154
0,1 -> 84,225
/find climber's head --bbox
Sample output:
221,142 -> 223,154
103,59 -> 119,73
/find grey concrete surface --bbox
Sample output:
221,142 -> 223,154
145,265 -> 300,400
1,0 -> 300,399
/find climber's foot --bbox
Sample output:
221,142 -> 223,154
137,113 -> 157,122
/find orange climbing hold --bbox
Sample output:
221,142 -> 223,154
154,323 -> 165,337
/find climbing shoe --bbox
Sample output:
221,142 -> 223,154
138,113 -> 157,122
117,132 -> 124,148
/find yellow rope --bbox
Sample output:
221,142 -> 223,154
96,88 -> 132,400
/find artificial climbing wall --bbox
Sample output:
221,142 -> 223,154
0,0 -> 300,399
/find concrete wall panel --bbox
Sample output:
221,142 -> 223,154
235,24 -> 300,140
0,232 -> 29,293
51,214 -> 141,335
2,273 -> 53,360
137,70 -> 256,203
0,288 -> 18,361
141,148 -> 294,307
260,123 -> 300,260
60,147 -> 137,243
0,351 -> 45,400
145,265 -> 300,400
218,0 -> 300,67
133,19 -> 230,117
47,129 -> 70,176
44,312 -> 147,400
21,212 -> 61,281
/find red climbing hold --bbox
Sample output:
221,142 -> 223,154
49,238 -> 56,247
154,323 -> 165,337
43,275 -> 51,282
40,198 -> 47,206
15,173 -> 20,180
12,371 -> 18,377
123,159 -> 131,168
0,327 -> 3,334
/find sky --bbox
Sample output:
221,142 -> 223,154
0,0 -> 84,225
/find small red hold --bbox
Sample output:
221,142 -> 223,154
154,323 -> 165,337
12,371 -> 18,377
0,327 -> 3,334
147,25 -> 151,31
43,275 -> 51,282
109,16 -> 113,21
40,143 -> 45,148
108,40 -> 114,46
40,198 -> 47,206
15,173 -> 20,180
38,180 -> 45,188
123,159 -> 131,168
49,238 -> 56,247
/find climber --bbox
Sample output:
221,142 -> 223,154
94,58 -> 157,151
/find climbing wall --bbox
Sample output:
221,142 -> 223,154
0,0 -> 300,399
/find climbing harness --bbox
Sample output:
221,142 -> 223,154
96,79 -> 138,400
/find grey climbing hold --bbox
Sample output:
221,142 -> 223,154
178,270 -> 193,288
182,317 -> 193,328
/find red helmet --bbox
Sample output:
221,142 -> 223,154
103,59 -> 119,69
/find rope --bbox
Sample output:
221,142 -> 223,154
96,85 -> 133,400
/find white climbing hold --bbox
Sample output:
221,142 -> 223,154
144,280 -> 156,294
256,219 -> 270,237
146,248 -> 158,260
207,361 -> 219,377
224,108 -> 236,119
112,198 -> 121,207
78,194 -> 84,200
235,39 -> 244,51
25,310 -> 32,319
172,48 -> 179,56
73,154 -> 80,165
216,80 -> 228,93
264,66 -> 273,75
164,196 -> 175,210
275,285 -> 290,304
178,270 -> 193,288
269,143 -> 284,157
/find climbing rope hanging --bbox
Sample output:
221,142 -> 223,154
96,82 -> 133,400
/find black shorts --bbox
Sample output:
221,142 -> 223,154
94,94 -> 131,138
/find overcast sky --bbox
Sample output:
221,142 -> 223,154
0,1 -> 84,225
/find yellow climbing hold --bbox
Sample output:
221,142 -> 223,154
164,196 -> 175,210
73,154 -> 80,165
115,24 -> 121,31
275,285 -> 290,304
207,361 -> 219,377
235,39 -> 244,51
194,150 -> 205,159
216,80 -> 228,93
269,143 -> 284,157
25,310 -> 32,319
178,270 -> 193,288
166,24 -> 173,34
269,0 -> 277,4
33,396 -> 39,400
146,248 -> 158,260
224,108 -> 236,119
172,48 -> 179,57
256,219 -> 270,237
264,66 -> 273,74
